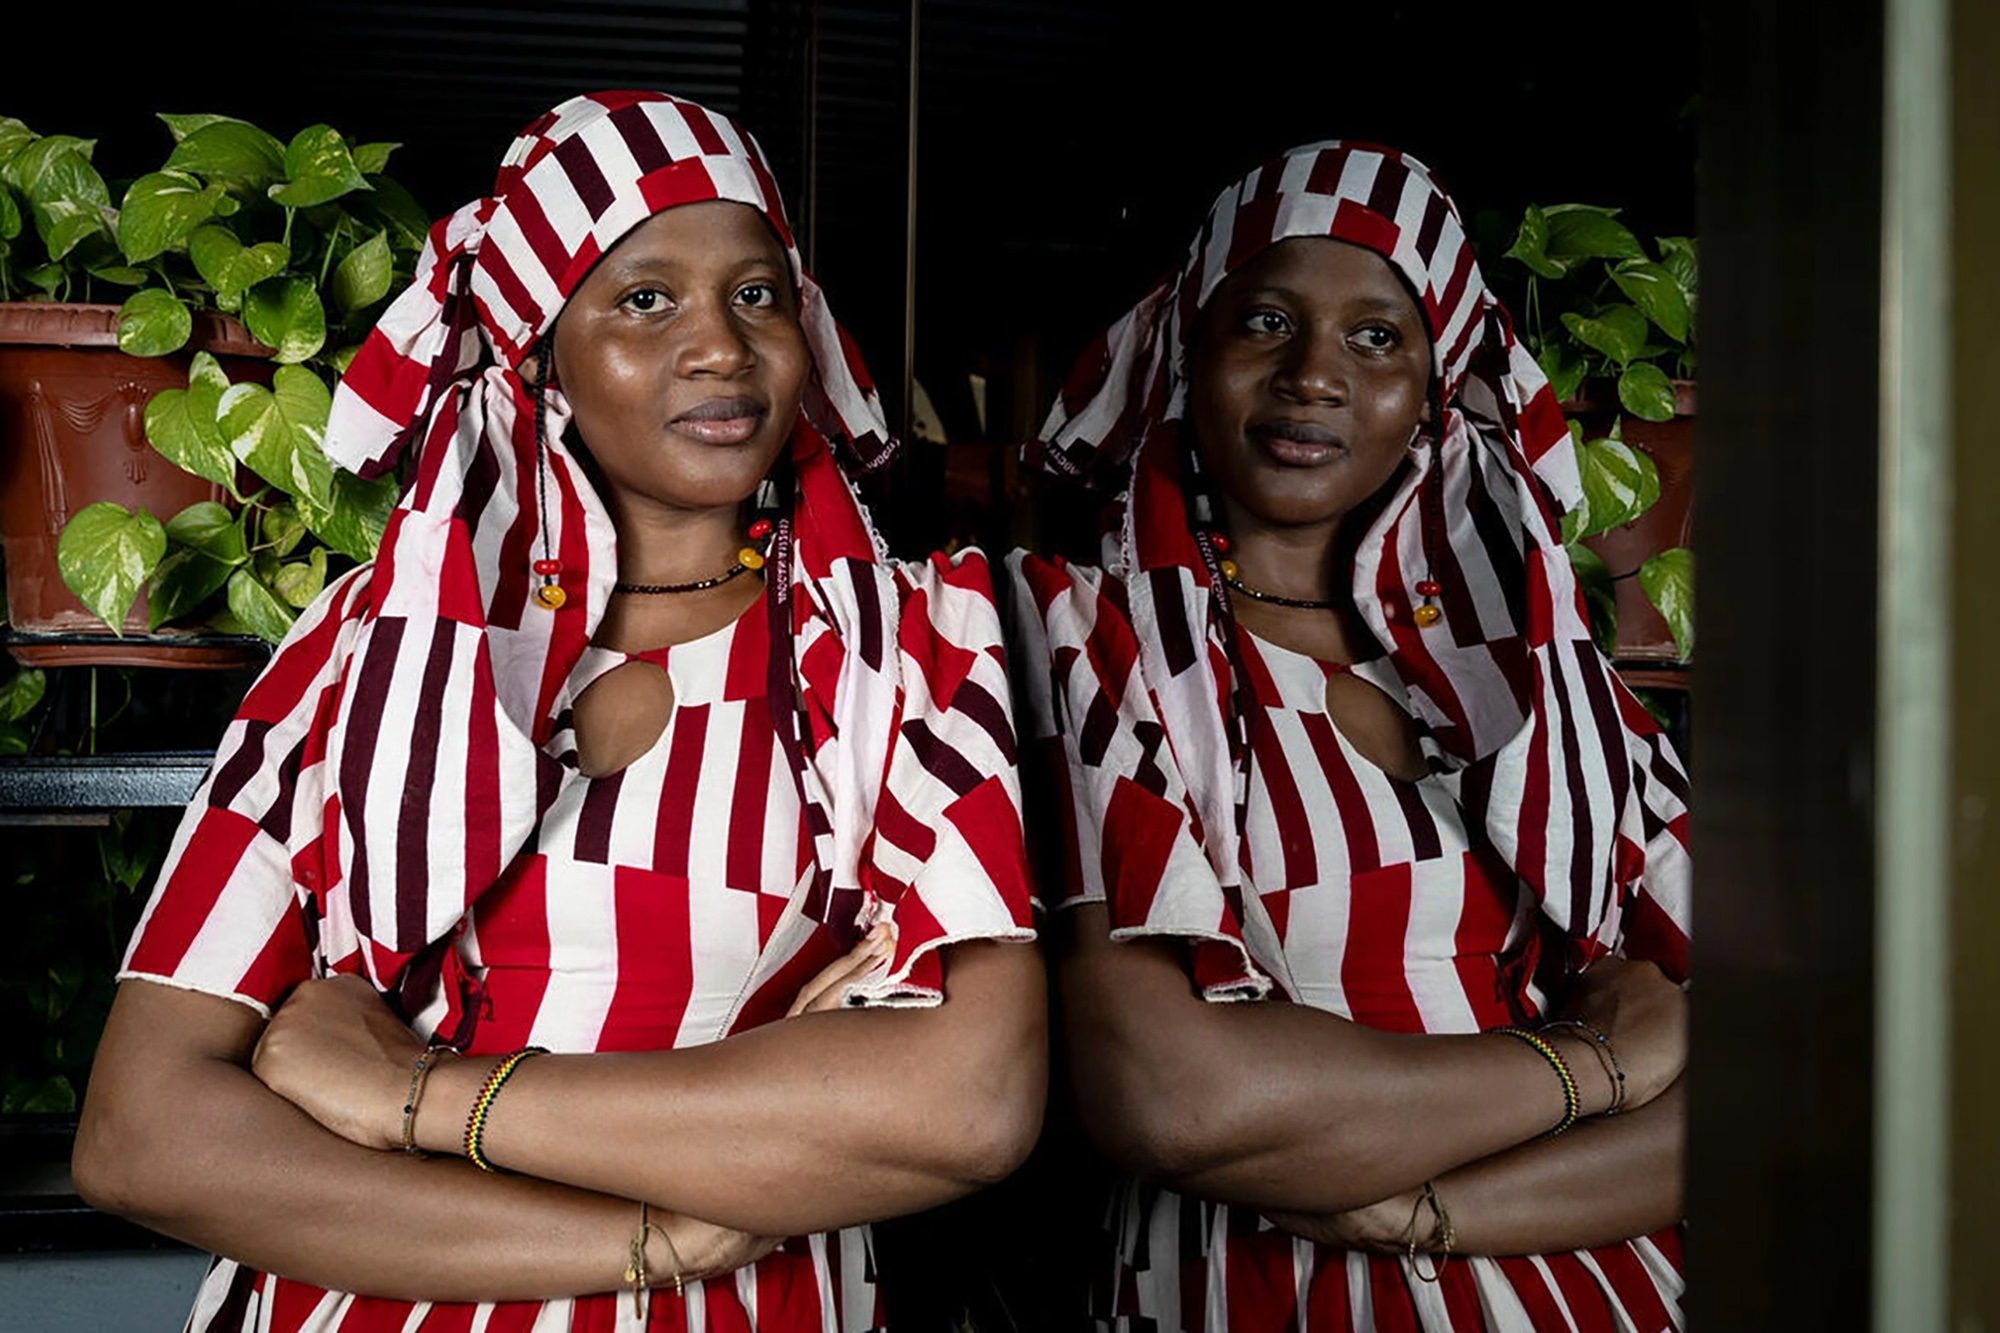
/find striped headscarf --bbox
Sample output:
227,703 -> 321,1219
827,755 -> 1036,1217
1031,142 -> 1689,983
235,91 -> 916,997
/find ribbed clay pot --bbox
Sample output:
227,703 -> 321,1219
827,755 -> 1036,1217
1567,379 -> 1696,665
0,303 -> 271,665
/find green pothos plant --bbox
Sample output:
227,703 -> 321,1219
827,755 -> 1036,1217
0,113 -> 424,642
1483,203 -> 1696,663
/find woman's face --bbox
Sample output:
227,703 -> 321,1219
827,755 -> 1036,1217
1187,236 -> 1432,533
550,199 -> 809,518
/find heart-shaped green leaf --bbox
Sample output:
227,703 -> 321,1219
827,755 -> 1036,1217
86,263 -> 148,286
352,142 -> 400,176
147,545 -> 236,630
1536,342 -> 1588,404
144,375 -> 239,492
226,566 -> 298,644
116,170 -> 222,263
1544,207 -> 1645,264
243,275 -> 325,364
329,229 -> 394,314
261,501 -> 309,558
219,364 -> 335,507
1560,304 -> 1649,367
165,500 -> 248,564
0,665 -> 45,723
57,502 -> 168,633
269,125 -> 371,208
1655,236 -> 1698,296
301,470 -> 399,561
0,185 -> 20,242
1568,543 -> 1620,657
0,118 -> 38,171
352,176 -> 430,252
25,147 -> 112,261
1572,435 -> 1662,539
4,135 -> 95,193
188,225 -> 289,302
1617,363 -> 1678,423
1610,261 -> 1692,343
166,121 -> 286,189
273,546 -> 329,608
116,288 -> 192,357
1504,205 -> 1566,279
1638,547 -> 1695,659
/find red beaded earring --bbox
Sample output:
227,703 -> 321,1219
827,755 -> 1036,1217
526,333 -> 567,611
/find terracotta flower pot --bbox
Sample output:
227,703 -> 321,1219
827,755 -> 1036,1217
0,303 -> 272,665
1566,379 -> 1695,664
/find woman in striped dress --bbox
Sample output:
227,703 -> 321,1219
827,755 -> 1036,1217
1010,143 -> 1691,1331
74,91 -> 1042,1333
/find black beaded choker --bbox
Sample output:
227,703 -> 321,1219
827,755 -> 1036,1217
1223,575 -> 1337,611
614,562 -> 750,595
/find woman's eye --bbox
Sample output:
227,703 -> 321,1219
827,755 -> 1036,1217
1351,324 -> 1399,352
736,282 -> 779,309
621,289 -> 668,313
1243,309 -> 1290,336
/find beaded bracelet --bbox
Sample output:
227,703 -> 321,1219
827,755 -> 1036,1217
463,1046 -> 548,1172
624,1201 -> 685,1317
400,1046 -> 448,1155
1491,1025 -> 1580,1136
1543,1018 -> 1629,1115
1405,1179 -> 1457,1283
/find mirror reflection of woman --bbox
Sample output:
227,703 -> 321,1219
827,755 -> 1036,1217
1011,144 -> 1690,1330
76,91 -> 1043,1332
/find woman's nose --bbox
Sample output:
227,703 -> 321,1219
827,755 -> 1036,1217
675,300 -> 756,377
1274,328 -> 1348,404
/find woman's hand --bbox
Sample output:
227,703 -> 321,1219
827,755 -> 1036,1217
786,923 -> 895,1017
252,974 -> 425,1152
669,1216 -> 785,1281
1555,956 -> 1687,1112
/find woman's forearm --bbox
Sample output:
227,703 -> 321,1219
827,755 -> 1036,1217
1058,902 -> 1624,1213
1276,1078 -> 1685,1256
73,981 -> 762,1302
408,939 -> 1048,1236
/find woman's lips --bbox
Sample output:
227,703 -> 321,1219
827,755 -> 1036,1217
1248,419 -> 1344,466
671,396 -> 766,446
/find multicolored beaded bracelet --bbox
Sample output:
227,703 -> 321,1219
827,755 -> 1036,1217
1490,1025 -> 1581,1136
463,1046 -> 548,1172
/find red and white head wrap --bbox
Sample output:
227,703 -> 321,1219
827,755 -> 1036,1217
276,92 -> 914,986
1031,141 -> 1689,981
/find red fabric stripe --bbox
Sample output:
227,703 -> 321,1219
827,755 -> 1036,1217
1341,864 -> 1424,1033
1300,1247 -> 1352,1329
1542,1253 -> 1619,1333
503,184 -> 573,303
1495,1256 -> 1577,1331
680,102 -> 731,156
1297,711 -> 1382,874
125,809 -> 262,979
650,701 -> 710,877
1247,710 -> 1317,892
1364,1253 -> 1421,1333
1101,775 -> 1187,928
727,704 -> 776,889
898,587 -> 979,712
872,785 -> 937,865
234,900 -> 312,1008
1586,1241 -> 1676,1332
1329,197 -> 1401,261
1451,850 -> 1521,1027
464,859 -> 551,1055
596,866 -> 694,1052
942,774 -> 1034,924
1221,1229 -> 1300,1333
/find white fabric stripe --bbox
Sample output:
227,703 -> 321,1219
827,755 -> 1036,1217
527,844 -> 618,1052
1402,859 -> 1482,1035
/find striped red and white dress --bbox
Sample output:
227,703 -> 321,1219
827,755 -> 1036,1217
123,575 -> 1032,1333
1014,557 -> 1683,1333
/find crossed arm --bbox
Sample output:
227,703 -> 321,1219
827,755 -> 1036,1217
74,935 -> 1046,1301
1054,901 -> 1685,1255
